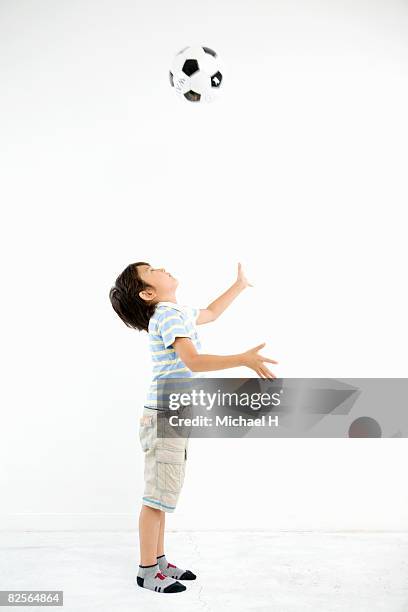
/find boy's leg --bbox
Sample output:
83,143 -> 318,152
139,504 -> 162,565
137,408 -> 187,592
137,504 -> 186,592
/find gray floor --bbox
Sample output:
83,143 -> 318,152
1,531 -> 407,612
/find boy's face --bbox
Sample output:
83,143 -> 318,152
137,264 -> 178,303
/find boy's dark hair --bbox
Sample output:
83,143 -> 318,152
109,261 -> 156,332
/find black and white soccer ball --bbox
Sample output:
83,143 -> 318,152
169,45 -> 223,103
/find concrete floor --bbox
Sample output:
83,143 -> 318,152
0,531 -> 407,612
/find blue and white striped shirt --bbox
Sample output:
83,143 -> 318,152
144,301 -> 202,410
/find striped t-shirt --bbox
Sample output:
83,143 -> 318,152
144,301 -> 203,410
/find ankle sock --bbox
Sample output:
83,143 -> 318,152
136,562 -> 186,593
157,554 -> 196,580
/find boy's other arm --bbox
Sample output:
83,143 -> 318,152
172,337 -> 278,378
196,279 -> 245,325
196,263 -> 251,325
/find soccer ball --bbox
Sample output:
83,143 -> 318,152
169,45 -> 223,103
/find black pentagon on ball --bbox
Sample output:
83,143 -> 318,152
182,59 -> 199,76
202,46 -> 217,57
184,90 -> 201,102
211,71 -> 222,87
169,71 -> 174,87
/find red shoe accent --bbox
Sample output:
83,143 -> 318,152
167,563 -> 177,569
155,572 -> 167,580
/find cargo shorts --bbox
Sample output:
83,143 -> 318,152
139,406 -> 189,513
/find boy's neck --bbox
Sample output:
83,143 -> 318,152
156,296 -> 177,304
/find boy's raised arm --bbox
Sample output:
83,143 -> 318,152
196,262 -> 252,325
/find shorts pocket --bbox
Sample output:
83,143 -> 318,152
139,414 -> 156,452
156,448 -> 185,492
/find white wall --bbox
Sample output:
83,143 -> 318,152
1,0 -> 407,531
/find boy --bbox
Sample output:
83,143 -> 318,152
109,262 -> 278,594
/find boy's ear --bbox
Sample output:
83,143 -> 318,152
139,288 -> 156,303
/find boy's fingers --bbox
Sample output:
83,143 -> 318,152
259,366 -> 275,379
253,342 -> 266,351
264,367 -> 276,378
260,356 -> 279,364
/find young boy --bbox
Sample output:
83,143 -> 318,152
109,261 -> 278,594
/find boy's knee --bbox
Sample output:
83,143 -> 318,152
141,504 -> 163,516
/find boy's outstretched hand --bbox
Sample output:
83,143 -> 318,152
236,262 -> 253,289
240,342 -> 278,379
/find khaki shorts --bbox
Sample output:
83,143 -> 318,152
139,407 -> 189,513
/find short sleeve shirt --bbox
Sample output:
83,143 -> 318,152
144,301 -> 203,410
